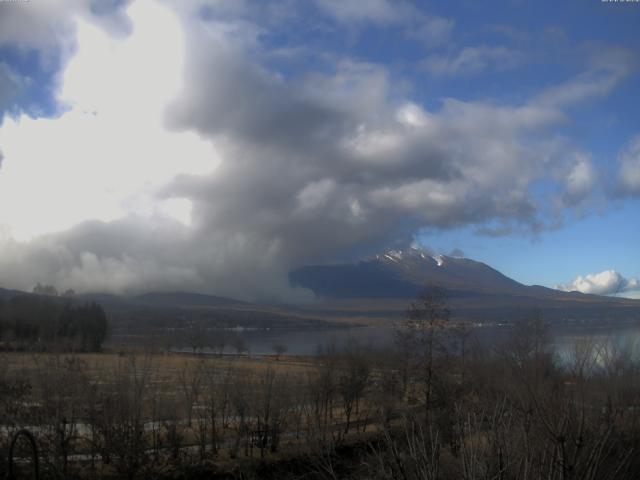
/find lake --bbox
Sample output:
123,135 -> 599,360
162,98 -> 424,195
159,321 -> 640,360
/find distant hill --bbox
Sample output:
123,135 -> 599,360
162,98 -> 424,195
74,290 -> 333,331
0,287 -> 335,333
75,291 -> 248,311
0,287 -> 33,301
130,291 -> 249,309
290,247 -> 640,323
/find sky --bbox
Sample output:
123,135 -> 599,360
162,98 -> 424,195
0,0 -> 638,301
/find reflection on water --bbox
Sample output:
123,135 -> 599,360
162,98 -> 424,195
158,322 -> 640,360
552,324 -> 640,368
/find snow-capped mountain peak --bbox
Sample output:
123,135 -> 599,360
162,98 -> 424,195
377,247 -> 446,267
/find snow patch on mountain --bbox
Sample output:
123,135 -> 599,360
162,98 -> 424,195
432,254 -> 444,266
377,246 -> 449,267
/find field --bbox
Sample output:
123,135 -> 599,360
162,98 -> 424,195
0,347 -> 383,479
1,350 -> 314,379
3,315 -> 640,479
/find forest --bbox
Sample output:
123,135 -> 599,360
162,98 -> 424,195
0,295 -> 109,352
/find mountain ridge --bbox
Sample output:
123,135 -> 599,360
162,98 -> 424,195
289,247 -> 640,322
2,248 -> 639,325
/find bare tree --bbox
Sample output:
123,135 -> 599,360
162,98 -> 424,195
202,362 -> 232,456
186,321 -> 207,354
401,285 -> 451,413
212,331 -> 228,356
178,359 -> 204,427
232,335 -> 248,357
31,354 -> 89,478
229,368 -> 252,458
94,354 -> 153,480
337,342 -> 370,434
371,417 -> 441,480
272,343 -> 288,360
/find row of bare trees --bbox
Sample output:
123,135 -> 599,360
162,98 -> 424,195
2,288 -> 640,479
0,344 -> 385,478
365,290 -> 640,480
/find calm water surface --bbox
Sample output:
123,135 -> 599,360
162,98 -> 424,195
163,322 -> 640,358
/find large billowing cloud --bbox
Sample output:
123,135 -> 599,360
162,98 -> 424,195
0,0 -> 215,241
556,270 -> 640,296
0,1 -> 632,300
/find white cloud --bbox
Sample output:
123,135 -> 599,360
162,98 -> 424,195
314,0 -> 452,46
423,45 -> 521,76
556,270 -> 640,296
535,49 -> 632,108
314,0 -> 402,25
407,16 -> 454,47
561,153 -> 597,207
617,135 -> 640,195
0,0 -> 217,241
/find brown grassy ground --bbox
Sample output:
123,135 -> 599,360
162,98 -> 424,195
0,350 -> 317,386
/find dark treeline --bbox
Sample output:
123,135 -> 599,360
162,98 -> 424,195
1,287 -> 640,479
0,295 -> 108,352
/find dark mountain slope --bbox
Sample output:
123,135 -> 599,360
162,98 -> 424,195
291,247 -> 528,299
290,247 -> 640,323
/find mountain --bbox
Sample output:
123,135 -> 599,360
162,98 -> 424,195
290,248 -> 525,298
290,247 -> 640,323
3,248 -> 639,329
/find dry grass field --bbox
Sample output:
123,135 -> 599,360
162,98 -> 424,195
1,350 -> 315,380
